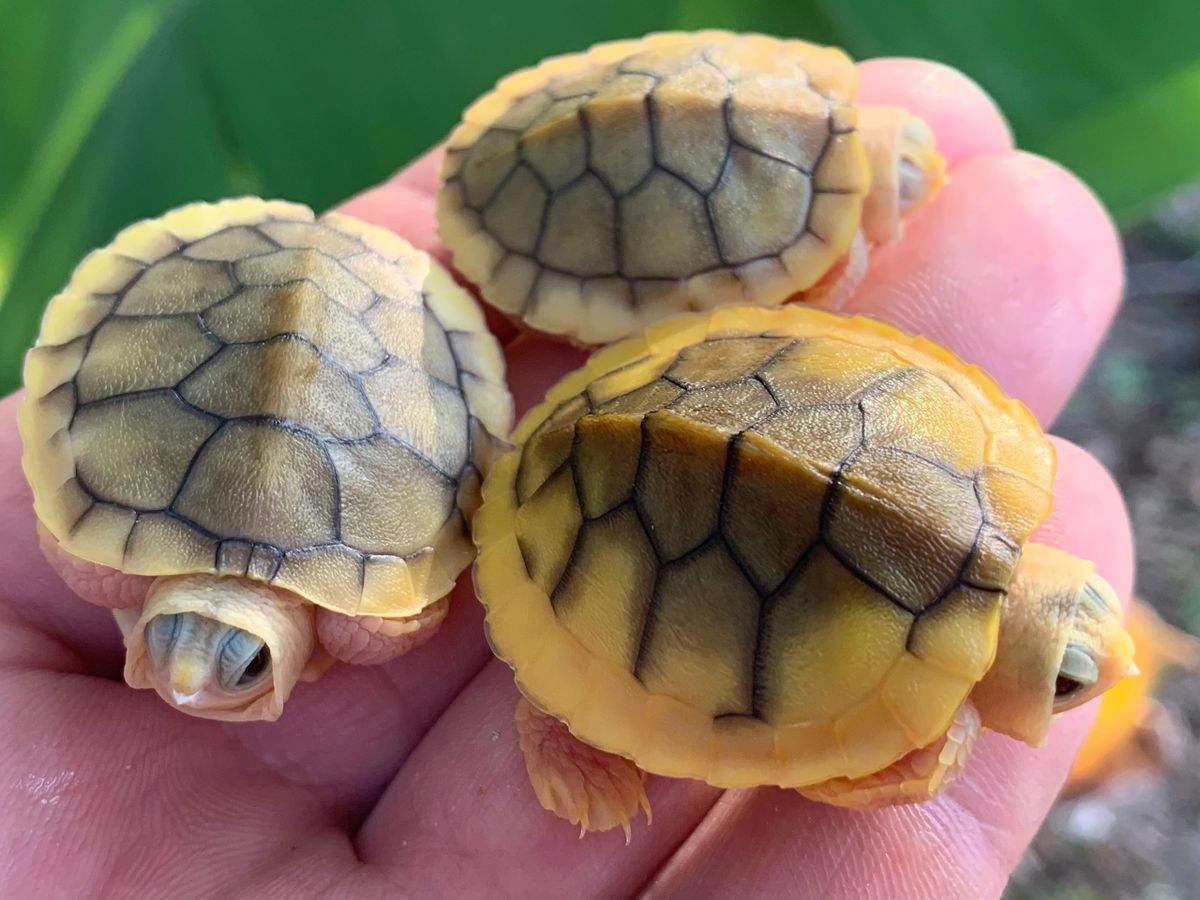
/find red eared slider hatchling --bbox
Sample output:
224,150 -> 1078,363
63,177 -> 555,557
438,30 -> 946,345
19,198 -> 512,721
472,305 -> 1136,837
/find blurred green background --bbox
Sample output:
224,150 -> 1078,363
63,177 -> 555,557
3,0 -> 1200,393
3,1 -> 1200,896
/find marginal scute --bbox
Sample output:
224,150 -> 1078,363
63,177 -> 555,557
21,200 -> 511,619
478,306 -> 1055,788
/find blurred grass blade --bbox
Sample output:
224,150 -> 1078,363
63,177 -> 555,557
1045,62 -> 1200,223
0,2 -> 168,308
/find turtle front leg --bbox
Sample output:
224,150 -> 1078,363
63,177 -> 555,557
315,597 -> 449,666
798,701 -> 981,809
514,695 -> 650,841
37,523 -> 154,609
807,229 -> 869,308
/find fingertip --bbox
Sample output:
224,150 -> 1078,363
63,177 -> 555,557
504,334 -> 589,418
858,58 -> 1013,167
335,179 -> 442,259
394,146 -> 447,198
1036,437 -> 1135,606
847,150 -> 1124,423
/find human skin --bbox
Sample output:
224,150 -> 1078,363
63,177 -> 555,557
0,58 -> 1130,899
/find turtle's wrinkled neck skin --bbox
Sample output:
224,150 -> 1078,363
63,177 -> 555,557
857,106 -> 947,244
970,542 -> 1137,747
118,574 -> 317,722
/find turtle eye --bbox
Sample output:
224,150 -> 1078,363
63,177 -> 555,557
239,646 -> 270,686
898,157 -> 925,209
1053,643 -> 1100,709
1055,675 -> 1083,699
217,629 -> 271,691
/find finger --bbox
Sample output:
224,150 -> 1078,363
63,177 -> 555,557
0,393 -> 125,672
642,440 -> 1133,900
355,661 -> 723,897
845,150 -> 1123,425
858,58 -> 1013,167
336,150 -> 444,260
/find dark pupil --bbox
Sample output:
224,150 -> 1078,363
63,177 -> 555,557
1055,675 -> 1080,697
239,647 -> 270,684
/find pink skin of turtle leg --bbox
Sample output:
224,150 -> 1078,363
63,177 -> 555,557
514,695 -> 651,842
37,523 -> 154,609
797,700 -> 982,809
805,229 -> 870,309
315,597 -> 449,666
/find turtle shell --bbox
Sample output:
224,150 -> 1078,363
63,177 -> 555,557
20,198 -> 512,619
438,31 -> 870,345
473,306 -> 1056,788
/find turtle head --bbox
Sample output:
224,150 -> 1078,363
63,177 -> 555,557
144,612 -> 273,710
1050,571 -> 1137,714
970,543 -> 1136,748
122,574 -> 317,721
857,106 -> 947,244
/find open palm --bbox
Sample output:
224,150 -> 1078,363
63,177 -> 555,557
0,59 -> 1131,900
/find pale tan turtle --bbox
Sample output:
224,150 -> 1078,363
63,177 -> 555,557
438,30 -> 946,345
19,198 -> 512,721
473,305 -> 1136,837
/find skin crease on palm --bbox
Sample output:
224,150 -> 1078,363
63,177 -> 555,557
0,58 -> 1130,900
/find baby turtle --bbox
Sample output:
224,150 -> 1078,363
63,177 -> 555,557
473,305 -> 1135,836
20,198 -> 512,721
438,31 -> 946,345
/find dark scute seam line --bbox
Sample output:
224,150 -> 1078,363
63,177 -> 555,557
906,477 -> 991,653
628,414 -> 664,680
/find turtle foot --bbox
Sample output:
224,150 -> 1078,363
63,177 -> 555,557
797,700 -> 981,809
315,597 -> 449,666
514,695 -> 651,842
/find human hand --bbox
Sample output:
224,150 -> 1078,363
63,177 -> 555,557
0,58 -> 1129,899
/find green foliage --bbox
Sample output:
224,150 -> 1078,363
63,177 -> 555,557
1,0 -> 1198,392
